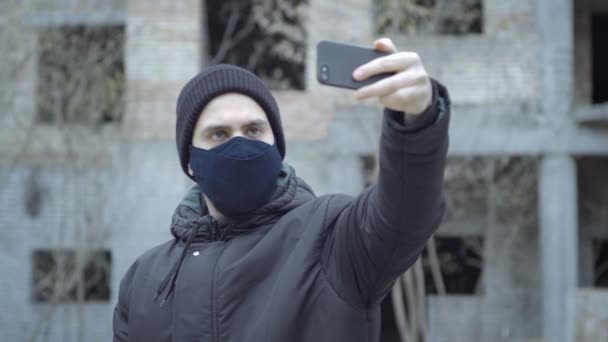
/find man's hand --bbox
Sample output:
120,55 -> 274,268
353,38 -> 432,117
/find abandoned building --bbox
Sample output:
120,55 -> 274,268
0,0 -> 607,341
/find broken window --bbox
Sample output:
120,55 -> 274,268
31,249 -> 112,303
379,235 -> 483,341
423,237 -> 483,294
36,25 -> 125,125
205,0 -> 307,90
578,157 -> 608,287
374,0 -> 483,36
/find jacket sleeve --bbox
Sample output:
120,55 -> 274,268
113,260 -> 139,342
322,79 -> 450,307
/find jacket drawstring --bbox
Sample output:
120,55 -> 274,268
153,262 -> 179,304
153,216 -> 238,308
154,219 -> 207,307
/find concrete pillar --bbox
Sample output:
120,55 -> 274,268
537,0 -> 574,114
539,154 -> 578,342
537,0 -> 577,338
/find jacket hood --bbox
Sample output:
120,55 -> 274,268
170,163 -> 316,243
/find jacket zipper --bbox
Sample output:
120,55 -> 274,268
210,217 -> 229,342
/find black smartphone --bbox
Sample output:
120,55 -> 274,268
316,40 -> 394,90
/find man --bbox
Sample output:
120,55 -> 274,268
113,37 -> 450,341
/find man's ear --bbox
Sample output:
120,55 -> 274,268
188,163 -> 193,177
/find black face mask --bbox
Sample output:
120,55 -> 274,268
189,137 -> 282,217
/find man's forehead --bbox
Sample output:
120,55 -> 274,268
197,93 -> 269,128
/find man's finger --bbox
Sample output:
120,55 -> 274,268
373,37 -> 397,53
353,52 -> 419,81
354,71 -> 420,100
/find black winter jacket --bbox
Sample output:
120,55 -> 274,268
113,81 -> 450,342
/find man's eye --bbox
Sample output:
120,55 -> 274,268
247,127 -> 262,137
210,131 -> 228,141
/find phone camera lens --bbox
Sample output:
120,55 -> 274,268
320,65 -> 329,81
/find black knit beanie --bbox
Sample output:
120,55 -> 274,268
175,64 -> 285,179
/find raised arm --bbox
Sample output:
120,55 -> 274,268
321,38 -> 450,307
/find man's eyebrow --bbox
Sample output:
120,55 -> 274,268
201,119 -> 268,132
243,119 -> 268,127
202,124 -> 231,132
